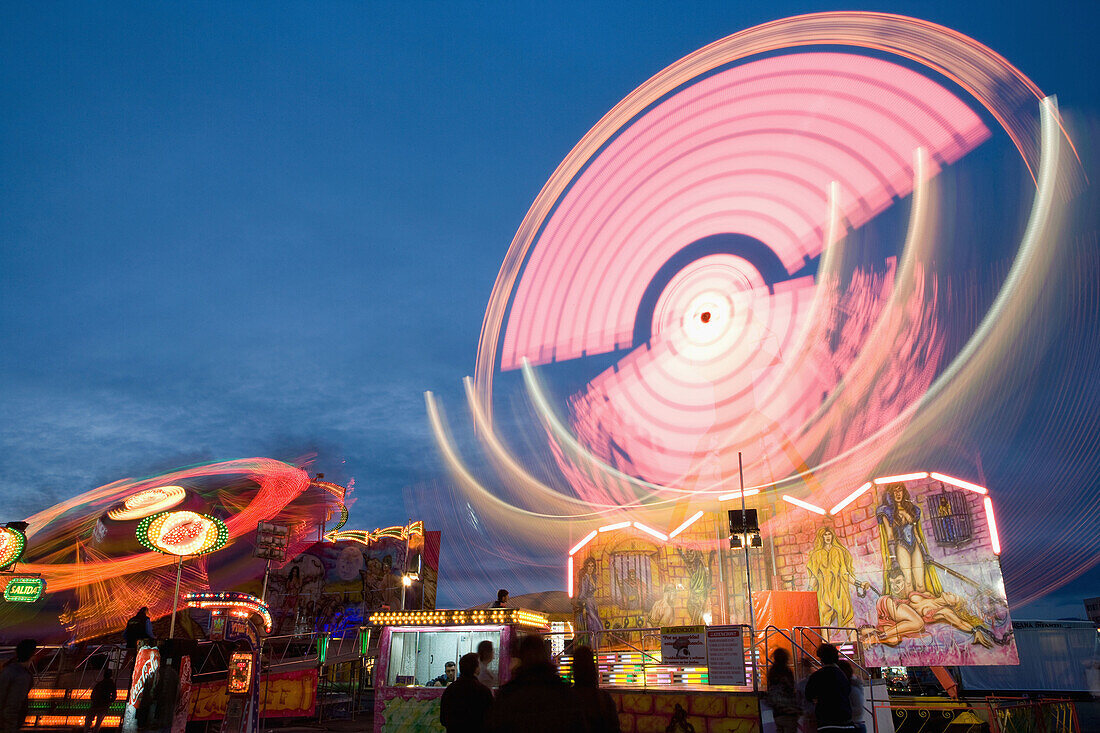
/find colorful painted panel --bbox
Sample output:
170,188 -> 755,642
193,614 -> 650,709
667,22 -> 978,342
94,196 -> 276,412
778,476 -> 1017,667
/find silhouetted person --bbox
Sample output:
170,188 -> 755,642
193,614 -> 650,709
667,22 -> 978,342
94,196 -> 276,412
804,643 -> 853,731
491,590 -> 509,608
488,635 -> 588,733
477,640 -> 496,688
571,646 -> 619,733
84,668 -> 117,733
837,660 -> 866,733
122,608 -> 154,669
0,639 -> 37,733
764,648 -> 800,733
440,653 -> 493,733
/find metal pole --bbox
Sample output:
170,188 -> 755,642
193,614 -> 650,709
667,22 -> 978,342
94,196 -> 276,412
400,520 -> 411,610
260,560 -> 271,603
738,452 -> 755,632
170,555 -> 184,638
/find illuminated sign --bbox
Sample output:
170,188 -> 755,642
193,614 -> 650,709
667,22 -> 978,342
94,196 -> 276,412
369,607 -> 549,629
137,511 -> 228,556
226,652 -> 254,695
4,577 -> 45,603
0,526 -> 27,571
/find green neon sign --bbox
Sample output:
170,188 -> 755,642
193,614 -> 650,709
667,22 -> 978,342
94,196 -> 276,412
4,577 -> 45,603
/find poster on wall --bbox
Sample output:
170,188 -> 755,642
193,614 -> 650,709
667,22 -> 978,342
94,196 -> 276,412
660,625 -> 707,665
792,476 -> 1018,668
705,625 -> 746,686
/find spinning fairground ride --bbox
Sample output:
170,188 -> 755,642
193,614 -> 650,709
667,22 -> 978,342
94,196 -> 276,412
0,458 -> 440,646
425,12 -> 1088,669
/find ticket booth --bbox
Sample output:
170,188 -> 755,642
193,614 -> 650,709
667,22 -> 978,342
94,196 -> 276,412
183,591 -> 272,733
370,608 -> 550,733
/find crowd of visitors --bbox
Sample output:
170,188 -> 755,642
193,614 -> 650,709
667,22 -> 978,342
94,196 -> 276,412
765,642 -> 867,733
439,635 -> 619,733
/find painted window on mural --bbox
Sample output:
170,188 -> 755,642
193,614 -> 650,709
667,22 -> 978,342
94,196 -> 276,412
609,553 -> 653,610
926,489 -> 972,547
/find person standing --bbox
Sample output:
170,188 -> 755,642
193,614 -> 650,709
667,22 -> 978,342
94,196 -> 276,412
440,653 -> 494,733
477,641 -> 496,688
571,646 -> 619,733
804,643 -> 853,731
122,608 -> 155,670
84,668 -> 117,733
491,590 -> 509,608
0,639 -> 36,733
764,648 -> 801,733
488,635 -> 589,732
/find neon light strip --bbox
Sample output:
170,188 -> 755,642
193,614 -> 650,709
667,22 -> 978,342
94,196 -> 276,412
567,556 -> 574,598
873,472 -> 929,484
830,482 -> 873,515
718,489 -> 760,501
983,497 -> 1001,554
569,530 -> 598,556
781,495 -> 826,515
633,522 -> 669,541
598,521 -> 631,533
930,472 -> 988,495
669,511 -> 704,538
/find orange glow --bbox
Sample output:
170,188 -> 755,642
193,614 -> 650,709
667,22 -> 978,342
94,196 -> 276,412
106,486 -> 186,521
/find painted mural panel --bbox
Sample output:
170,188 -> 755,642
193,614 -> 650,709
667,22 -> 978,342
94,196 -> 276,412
265,532 -> 439,634
794,478 -> 1017,667
571,513 -> 725,636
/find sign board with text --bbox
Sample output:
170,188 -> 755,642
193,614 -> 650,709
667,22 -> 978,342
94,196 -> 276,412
660,625 -> 707,665
4,576 -> 45,603
705,625 -> 746,686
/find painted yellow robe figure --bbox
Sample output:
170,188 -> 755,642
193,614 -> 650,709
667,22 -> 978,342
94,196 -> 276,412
806,527 -> 858,628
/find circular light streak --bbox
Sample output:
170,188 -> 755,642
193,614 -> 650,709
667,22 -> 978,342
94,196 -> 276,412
137,510 -> 228,557
0,526 -> 27,571
106,486 -> 187,521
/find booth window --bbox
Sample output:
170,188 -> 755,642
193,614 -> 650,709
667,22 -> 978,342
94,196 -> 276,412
386,630 -> 502,686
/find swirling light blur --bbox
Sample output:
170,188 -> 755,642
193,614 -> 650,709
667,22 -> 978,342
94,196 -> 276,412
424,11 -> 1092,608
106,486 -> 187,521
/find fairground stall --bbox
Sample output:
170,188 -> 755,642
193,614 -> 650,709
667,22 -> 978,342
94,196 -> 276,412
369,608 -> 549,733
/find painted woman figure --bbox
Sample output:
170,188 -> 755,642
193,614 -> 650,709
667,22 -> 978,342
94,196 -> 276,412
806,526 -> 862,628
576,556 -> 603,638
876,484 -> 941,596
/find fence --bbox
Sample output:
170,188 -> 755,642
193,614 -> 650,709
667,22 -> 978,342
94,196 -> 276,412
875,697 -> 1080,733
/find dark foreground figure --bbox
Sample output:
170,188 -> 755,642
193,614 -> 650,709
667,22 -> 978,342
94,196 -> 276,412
488,635 -> 589,732
440,653 -> 494,733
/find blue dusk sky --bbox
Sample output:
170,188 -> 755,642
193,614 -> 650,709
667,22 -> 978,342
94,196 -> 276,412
2,1 -> 1098,615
